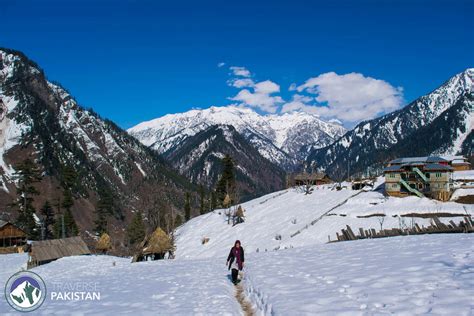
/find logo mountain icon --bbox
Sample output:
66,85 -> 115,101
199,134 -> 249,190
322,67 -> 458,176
10,280 -> 42,308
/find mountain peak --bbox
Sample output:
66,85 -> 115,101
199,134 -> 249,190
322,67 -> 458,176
128,105 -> 346,168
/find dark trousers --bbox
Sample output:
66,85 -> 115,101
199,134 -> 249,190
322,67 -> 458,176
231,268 -> 239,283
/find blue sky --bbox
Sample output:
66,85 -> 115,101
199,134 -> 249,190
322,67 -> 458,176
1,0 -> 473,128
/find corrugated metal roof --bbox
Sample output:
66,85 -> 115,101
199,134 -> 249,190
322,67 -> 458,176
384,165 -> 403,172
423,164 -> 454,171
389,156 -> 448,164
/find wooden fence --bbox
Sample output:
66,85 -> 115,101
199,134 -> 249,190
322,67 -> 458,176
334,216 -> 474,242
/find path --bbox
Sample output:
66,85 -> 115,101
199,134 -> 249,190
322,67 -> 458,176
235,283 -> 255,316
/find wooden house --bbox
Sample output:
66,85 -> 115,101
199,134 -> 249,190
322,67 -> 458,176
384,156 -> 453,201
0,220 -> 27,253
441,155 -> 471,171
287,172 -> 332,187
27,236 -> 91,268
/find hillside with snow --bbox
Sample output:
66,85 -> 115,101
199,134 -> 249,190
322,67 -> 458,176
309,68 -> 473,178
175,178 -> 473,259
1,234 -> 473,315
128,105 -> 346,168
0,48 -> 194,238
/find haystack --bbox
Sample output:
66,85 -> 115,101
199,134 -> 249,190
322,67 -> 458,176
96,233 -> 112,253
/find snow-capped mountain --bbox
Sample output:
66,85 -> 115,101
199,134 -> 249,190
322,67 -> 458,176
164,124 -> 286,201
0,48 -> 194,237
308,68 -> 474,179
128,105 -> 346,169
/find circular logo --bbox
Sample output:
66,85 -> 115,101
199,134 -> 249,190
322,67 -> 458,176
4,271 -> 46,312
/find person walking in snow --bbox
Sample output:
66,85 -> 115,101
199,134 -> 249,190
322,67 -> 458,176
227,240 -> 245,285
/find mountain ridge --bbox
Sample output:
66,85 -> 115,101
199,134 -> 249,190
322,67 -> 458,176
307,68 -> 473,179
128,105 -> 347,169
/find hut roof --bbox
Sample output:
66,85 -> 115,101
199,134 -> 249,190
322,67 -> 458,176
30,236 -> 90,263
0,220 -> 7,228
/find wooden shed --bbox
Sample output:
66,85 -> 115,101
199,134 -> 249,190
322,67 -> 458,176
0,220 -> 27,250
28,236 -> 91,268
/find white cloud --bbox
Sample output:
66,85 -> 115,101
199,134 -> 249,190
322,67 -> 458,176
228,78 -> 255,88
217,62 -> 226,68
254,80 -> 280,94
288,83 -> 297,91
285,72 -> 403,123
230,80 -> 283,113
230,66 -> 251,78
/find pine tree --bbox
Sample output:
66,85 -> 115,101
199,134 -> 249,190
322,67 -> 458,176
215,155 -> 235,206
12,159 -> 42,239
94,211 -> 108,235
60,166 -> 79,237
63,208 -> 78,237
174,214 -> 183,228
127,212 -> 145,245
210,191 -> 217,212
184,192 -> 191,221
199,185 -> 206,215
40,201 -> 55,240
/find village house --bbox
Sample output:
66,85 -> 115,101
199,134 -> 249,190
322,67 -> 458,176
384,156 -> 454,201
0,220 -> 27,253
286,172 -> 332,188
441,155 -> 472,171
27,236 -> 91,268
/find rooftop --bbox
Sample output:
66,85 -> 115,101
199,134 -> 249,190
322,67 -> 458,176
389,156 -> 448,165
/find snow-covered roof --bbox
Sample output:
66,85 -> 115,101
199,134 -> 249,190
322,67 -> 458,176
440,155 -> 468,162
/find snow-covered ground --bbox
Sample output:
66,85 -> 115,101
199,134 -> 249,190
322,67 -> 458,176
0,255 -> 241,315
0,234 -> 472,315
175,185 -> 473,259
1,181 -> 473,315
453,170 -> 474,181
244,234 -> 474,315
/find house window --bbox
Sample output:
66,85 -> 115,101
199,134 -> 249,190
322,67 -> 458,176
436,172 -> 442,177
389,173 -> 395,178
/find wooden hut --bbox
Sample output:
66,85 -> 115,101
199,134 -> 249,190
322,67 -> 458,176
28,236 -> 91,268
0,220 -> 27,253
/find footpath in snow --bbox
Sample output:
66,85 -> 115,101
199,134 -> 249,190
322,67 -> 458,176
1,234 -> 473,315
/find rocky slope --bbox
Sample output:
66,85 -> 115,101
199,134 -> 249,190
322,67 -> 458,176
163,125 -> 286,201
0,48 -> 194,240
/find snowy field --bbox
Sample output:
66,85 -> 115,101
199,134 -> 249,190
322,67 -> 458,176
0,255 -> 240,315
0,234 -> 473,315
244,234 -> 474,315
175,185 -> 473,259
